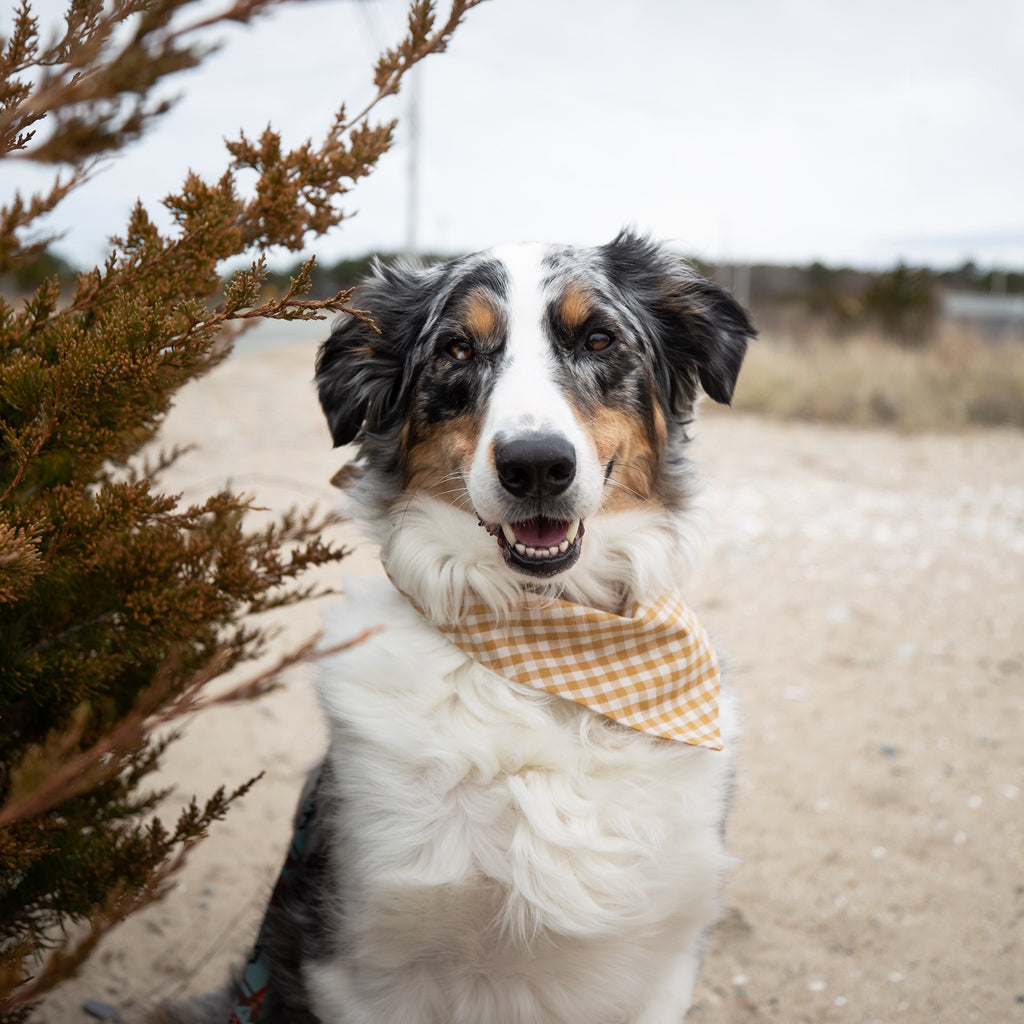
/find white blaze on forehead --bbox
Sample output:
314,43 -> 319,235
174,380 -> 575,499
466,243 -> 606,523
484,243 -> 576,437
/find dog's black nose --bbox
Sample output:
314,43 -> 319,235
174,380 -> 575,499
495,434 -> 577,499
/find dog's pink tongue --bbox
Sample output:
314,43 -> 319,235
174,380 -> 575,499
513,518 -> 569,547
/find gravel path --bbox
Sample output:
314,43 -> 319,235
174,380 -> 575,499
687,414 -> 1024,1024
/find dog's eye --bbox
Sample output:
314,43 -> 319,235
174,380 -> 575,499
446,338 -> 475,362
584,330 -> 615,353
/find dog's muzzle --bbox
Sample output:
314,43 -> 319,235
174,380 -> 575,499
484,433 -> 584,577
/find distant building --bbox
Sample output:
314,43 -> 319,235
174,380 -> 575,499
942,291 -> 1024,339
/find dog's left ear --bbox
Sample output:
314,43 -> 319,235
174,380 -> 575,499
654,272 -> 755,413
602,231 -> 756,416
315,259 -> 433,447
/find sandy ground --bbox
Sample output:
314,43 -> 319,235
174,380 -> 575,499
36,321 -> 1024,1024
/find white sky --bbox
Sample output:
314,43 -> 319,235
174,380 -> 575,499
5,0 -> 1024,270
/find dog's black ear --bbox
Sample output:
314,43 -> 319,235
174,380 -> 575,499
602,231 -> 756,415
656,271 -> 754,410
315,260 -> 432,447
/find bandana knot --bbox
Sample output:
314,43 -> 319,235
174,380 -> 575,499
429,588 -> 722,749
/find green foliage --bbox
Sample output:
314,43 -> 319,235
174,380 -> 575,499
0,0 -> 486,1018
710,260 -> 951,345
798,260 -> 863,331
787,260 -> 940,344
939,260 -> 1024,296
862,263 -> 939,347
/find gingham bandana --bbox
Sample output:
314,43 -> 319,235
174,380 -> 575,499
432,589 -> 722,749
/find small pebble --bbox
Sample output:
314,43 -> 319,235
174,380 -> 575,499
83,999 -> 122,1022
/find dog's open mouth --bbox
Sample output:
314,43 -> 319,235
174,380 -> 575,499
485,517 -> 584,577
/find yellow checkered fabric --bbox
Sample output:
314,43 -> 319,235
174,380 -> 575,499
434,589 -> 722,749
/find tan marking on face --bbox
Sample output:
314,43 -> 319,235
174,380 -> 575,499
558,283 -> 593,333
461,290 -> 500,340
401,412 -> 484,509
330,464 -> 364,490
584,403 -> 667,512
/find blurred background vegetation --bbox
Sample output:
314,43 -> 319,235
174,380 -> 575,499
253,252 -> 1024,434
6,246 -> 1023,434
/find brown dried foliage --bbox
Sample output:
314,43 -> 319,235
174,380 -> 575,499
0,1 -> 486,1018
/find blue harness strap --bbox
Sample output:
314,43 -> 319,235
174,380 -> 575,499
229,773 -> 320,1024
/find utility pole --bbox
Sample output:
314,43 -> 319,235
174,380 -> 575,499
353,0 -> 420,259
733,261 -> 751,309
404,63 -> 422,260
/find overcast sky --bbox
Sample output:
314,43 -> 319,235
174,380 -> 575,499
6,0 -> 1024,270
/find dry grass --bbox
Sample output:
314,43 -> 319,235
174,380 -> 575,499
727,326 -> 1024,431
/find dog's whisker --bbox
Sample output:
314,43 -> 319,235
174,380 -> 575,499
603,476 -> 648,502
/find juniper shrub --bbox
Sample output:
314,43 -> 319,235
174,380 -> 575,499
0,1 -> 484,1018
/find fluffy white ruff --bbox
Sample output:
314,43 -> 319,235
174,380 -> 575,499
313,567 -> 736,1024
356,493 -> 703,623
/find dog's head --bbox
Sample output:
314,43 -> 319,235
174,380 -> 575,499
316,231 -> 753,616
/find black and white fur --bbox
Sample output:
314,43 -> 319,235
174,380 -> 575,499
163,231 -> 753,1024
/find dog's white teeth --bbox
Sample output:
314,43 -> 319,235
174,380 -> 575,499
508,522 -> 579,560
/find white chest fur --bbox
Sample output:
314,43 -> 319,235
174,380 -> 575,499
311,579 -> 735,1024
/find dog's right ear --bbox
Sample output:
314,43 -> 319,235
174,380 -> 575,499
315,260 -> 432,447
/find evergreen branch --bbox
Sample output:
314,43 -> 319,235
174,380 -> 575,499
0,688 -> 171,831
161,0 -> 284,43
0,1 -> 486,1013
0,629 -> 376,830
1,774 -> 263,1016
341,0 -> 489,134
8,218 -> 212,336
0,418 -> 51,505
0,0 -> 281,165
181,627 -> 381,714
0,894 -> 126,1016
0,162 -> 95,271
218,255 -> 362,323
20,609 -> 120,658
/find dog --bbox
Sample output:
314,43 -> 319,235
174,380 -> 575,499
162,230 -> 753,1024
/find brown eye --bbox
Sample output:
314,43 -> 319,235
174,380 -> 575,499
446,338 -> 475,362
585,330 -> 614,353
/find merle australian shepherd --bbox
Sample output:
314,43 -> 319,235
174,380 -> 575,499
164,231 -> 754,1024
